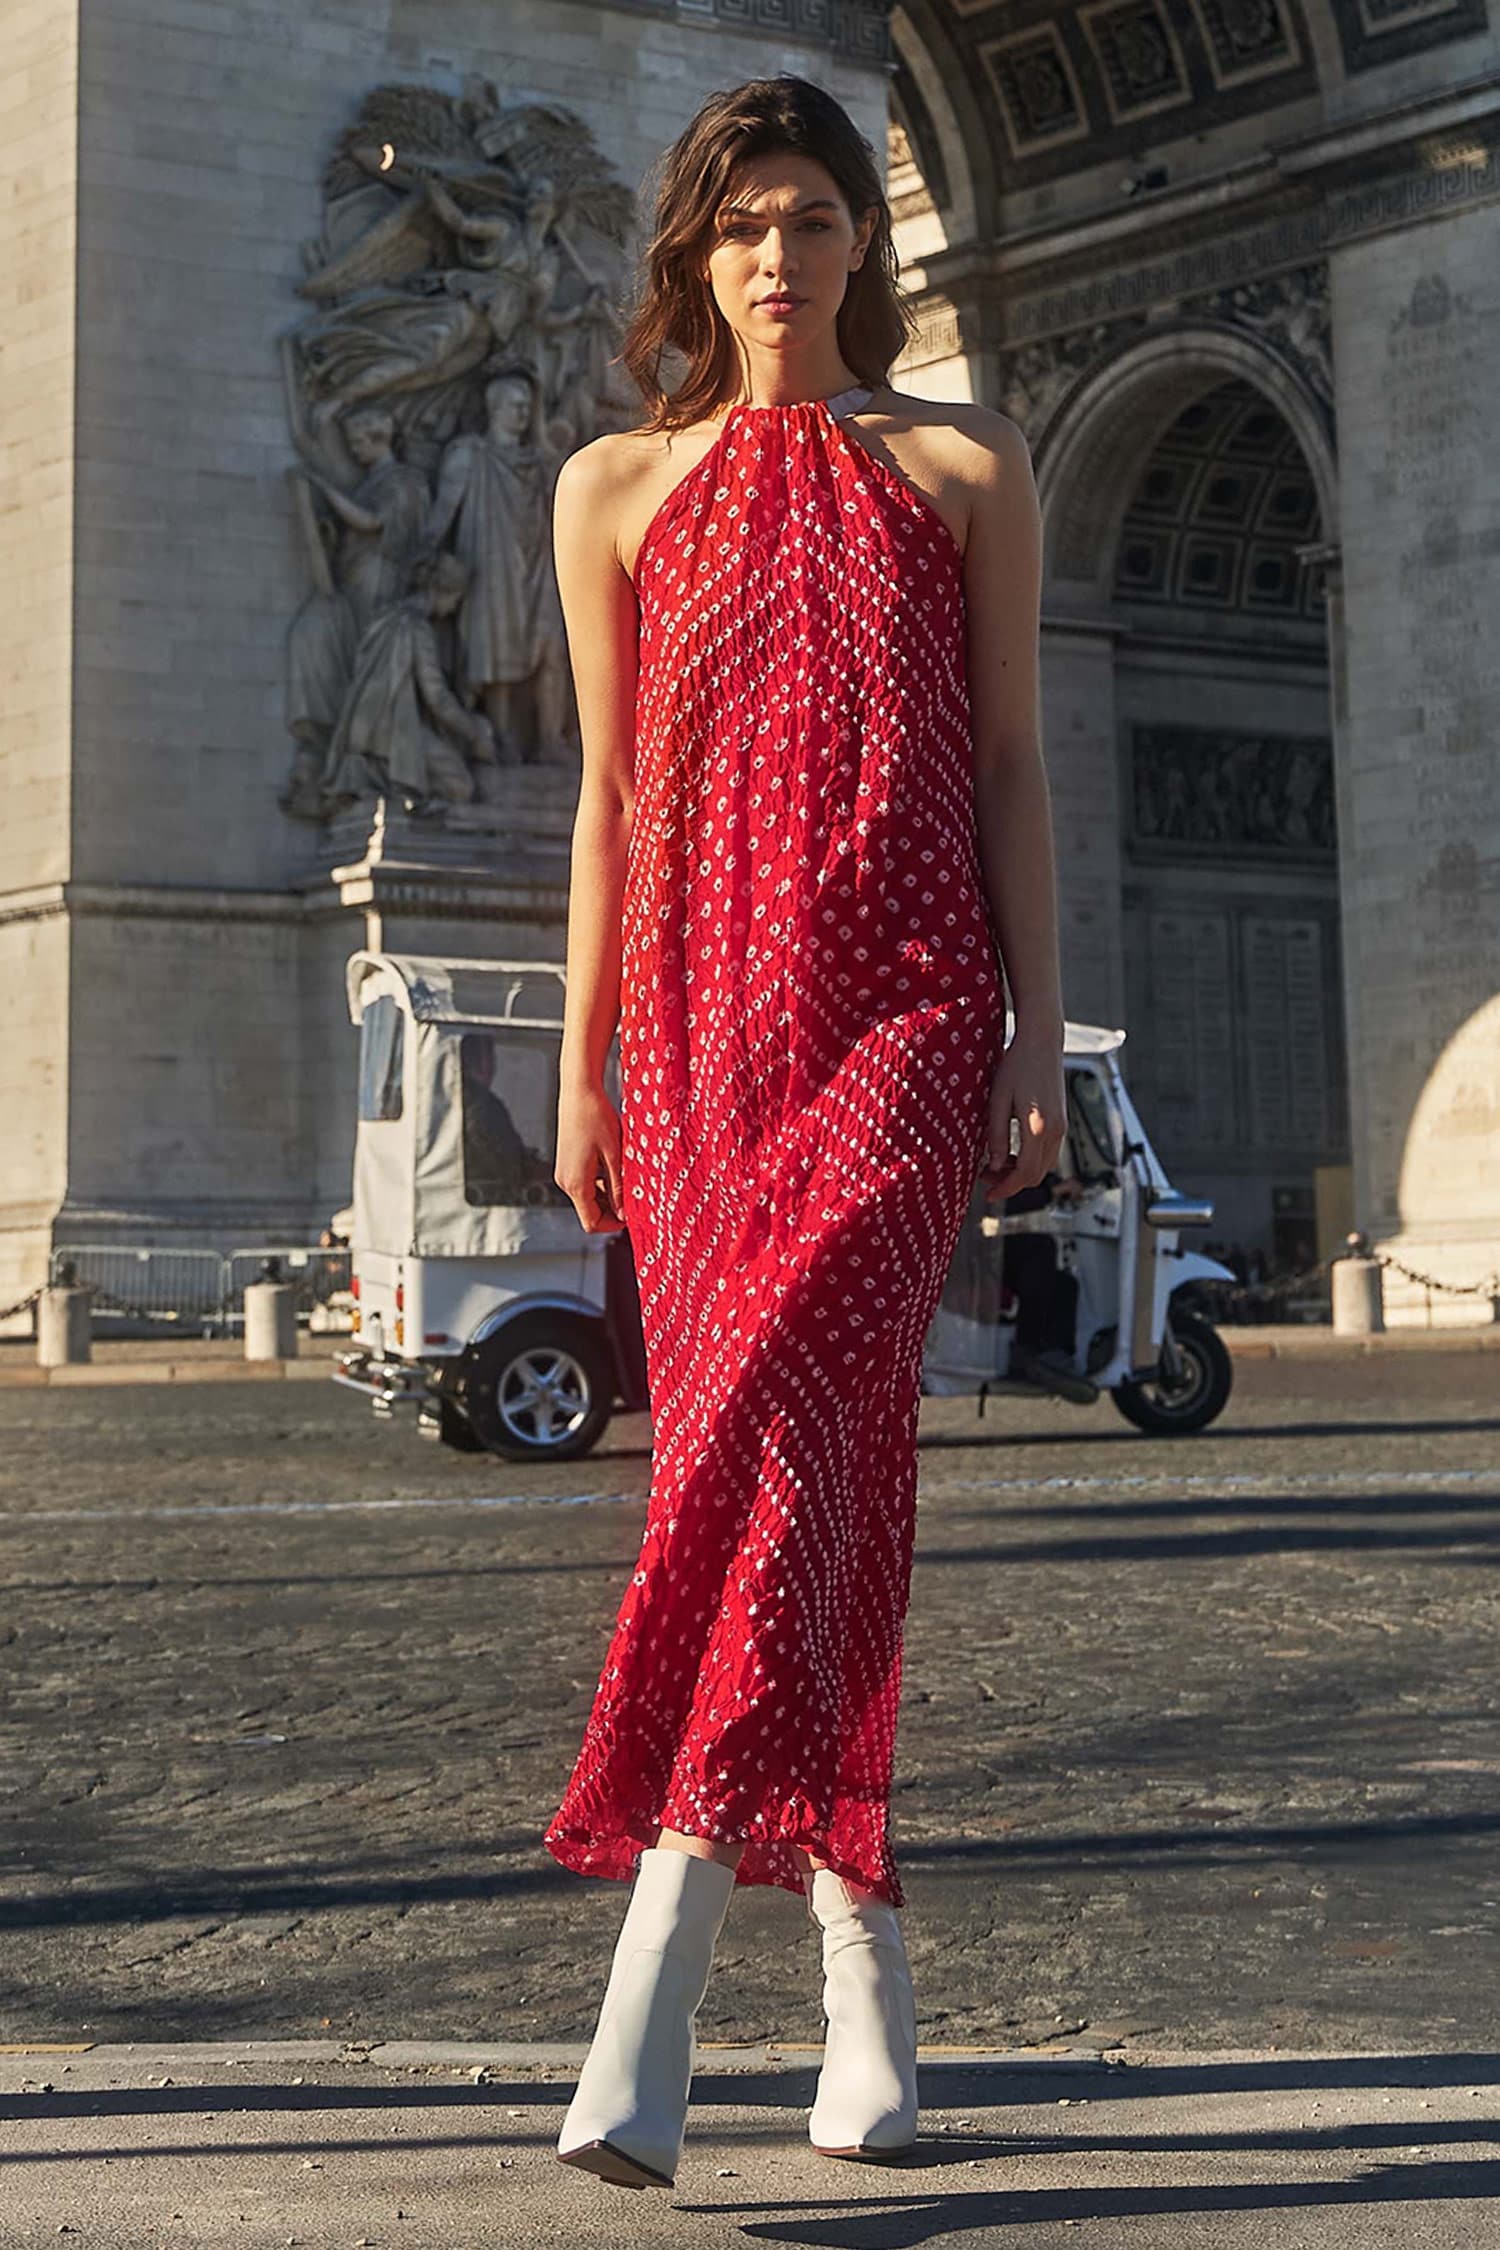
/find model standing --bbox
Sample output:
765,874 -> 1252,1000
546,74 -> 1065,2192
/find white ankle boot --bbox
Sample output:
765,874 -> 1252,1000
556,1845 -> 736,2190
805,1866 -> 920,2158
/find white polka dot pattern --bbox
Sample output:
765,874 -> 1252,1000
543,396 -> 1006,1905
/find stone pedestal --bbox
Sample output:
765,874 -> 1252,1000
1331,1255 -> 1384,1337
244,1282 -> 298,1362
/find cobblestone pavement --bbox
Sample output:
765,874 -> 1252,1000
2,1353 -> 1497,2058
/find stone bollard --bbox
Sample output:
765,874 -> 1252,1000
244,1280 -> 298,1362
1332,1232 -> 1384,1335
38,1285 -> 93,1366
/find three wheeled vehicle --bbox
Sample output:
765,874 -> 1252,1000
334,952 -> 1236,1461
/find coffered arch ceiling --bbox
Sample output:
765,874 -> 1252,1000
891,0 -> 1489,232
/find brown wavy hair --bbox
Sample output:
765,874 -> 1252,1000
617,75 -> 916,436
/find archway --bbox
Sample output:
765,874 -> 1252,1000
1036,334 -> 1348,1270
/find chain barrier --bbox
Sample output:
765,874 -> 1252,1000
1370,1250 -> 1500,1299
0,1286 -> 43,1326
1186,1239 -> 1500,1323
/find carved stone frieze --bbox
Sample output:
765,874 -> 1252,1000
996,114 -> 1499,355
596,0 -> 892,63
1131,722 -> 1336,855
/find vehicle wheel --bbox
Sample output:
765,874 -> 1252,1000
1111,1304 -> 1232,1435
460,1313 -> 614,1462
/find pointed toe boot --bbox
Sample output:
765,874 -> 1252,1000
805,1866 -> 919,2159
556,1845 -> 736,2190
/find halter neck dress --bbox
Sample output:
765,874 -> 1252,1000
543,384 -> 1007,1905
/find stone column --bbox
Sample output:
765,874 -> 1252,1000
1329,208 -> 1500,1320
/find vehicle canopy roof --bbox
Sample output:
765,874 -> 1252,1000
346,953 -> 588,1259
346,952 -> 568,1033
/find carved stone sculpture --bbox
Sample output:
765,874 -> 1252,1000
426,367 -> 574,765
279,80 -> 633,823
322,551 -> 502,810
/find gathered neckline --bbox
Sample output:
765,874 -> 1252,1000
629,382 -> 962,589
721,384 -> 874,422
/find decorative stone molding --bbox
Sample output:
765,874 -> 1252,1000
1322,0 -> 1489,75
992,111 -> 1499,352
0,884 -> 305,930
599,0 -> 893,63
906,0 -> 1484,199
1033,323 -> 1341,588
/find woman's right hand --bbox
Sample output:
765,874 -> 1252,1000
555,1082 -> 626,1234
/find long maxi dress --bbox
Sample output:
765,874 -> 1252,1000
543,384 -> 1008,1906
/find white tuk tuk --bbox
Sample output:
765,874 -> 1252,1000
925,1023 -> 1237,1432
335,951 -> 1236,1460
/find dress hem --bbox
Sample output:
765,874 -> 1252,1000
541,1808 -> 903,1908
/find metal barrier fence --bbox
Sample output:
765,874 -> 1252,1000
46,1246 -> 353,1335
48,1247 -> 228,1329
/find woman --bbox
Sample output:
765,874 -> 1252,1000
545,74 -> 1065,2192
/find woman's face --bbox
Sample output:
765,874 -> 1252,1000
704,151 -> 874,357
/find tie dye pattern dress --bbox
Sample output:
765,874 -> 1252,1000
544,385 -> 1007,1905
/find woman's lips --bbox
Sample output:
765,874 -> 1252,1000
759,296 -> 804,312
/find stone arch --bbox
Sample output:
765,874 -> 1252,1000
1027,322 -> 1348,1265
1036,325 -> 1339,601
890,1 -> 993,248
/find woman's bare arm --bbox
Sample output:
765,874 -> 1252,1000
959,408 -> 1067,1197
551,436 -> 640,1234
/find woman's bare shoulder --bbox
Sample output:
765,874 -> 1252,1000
878,388 -> 1028,472
553,427 -> 632,505
554,422 -> 710,517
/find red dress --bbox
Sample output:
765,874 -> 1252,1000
544,390 -> 1006,1905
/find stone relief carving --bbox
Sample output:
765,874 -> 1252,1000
998,323 -> 1148,438
997,265 -> 1333,447
279,81 -> 634,823
1131,723 -> 1336,854
1199,266 -> 1334,407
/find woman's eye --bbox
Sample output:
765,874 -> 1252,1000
722,221 -> 832,239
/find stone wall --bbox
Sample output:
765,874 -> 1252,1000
0,2 -> 78,1303
1330,200 -> 1500,1309
0,0 -> 888,1286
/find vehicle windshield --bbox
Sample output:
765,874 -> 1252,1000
1067,1068 -> 1120,1180
358,995 -> 404,1122
459,1028 -> 572,1208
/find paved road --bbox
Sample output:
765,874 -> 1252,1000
2,1353 -> 1497,2061
4,2040 -> 1498,2249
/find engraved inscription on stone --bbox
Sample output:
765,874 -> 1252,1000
1148,911 -> 1237,1146
1244,916 -> 1328,1151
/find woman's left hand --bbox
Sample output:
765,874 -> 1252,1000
979,1026 -> 1067,1200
